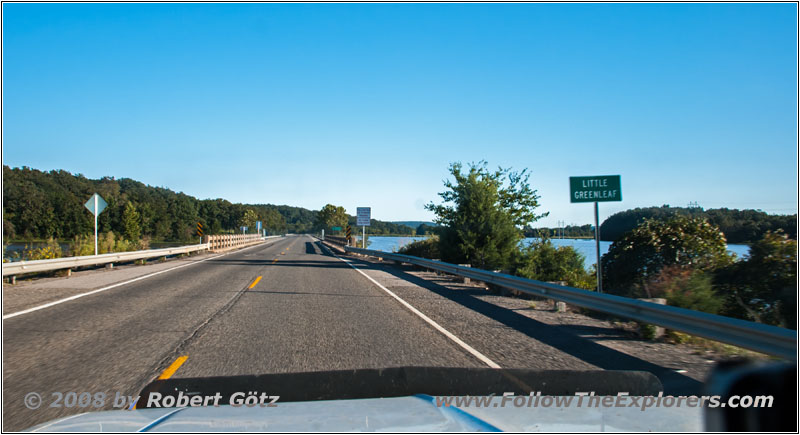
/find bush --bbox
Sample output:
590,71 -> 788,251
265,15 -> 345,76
398,236 -> 440,259
70,232 -> 143,256
512,239 -> 595,290
70,234 -> 95,256
715,231 -> 797,328
23,238 -> 62,260
646,265 -> 721,314
602,216 -> 732,298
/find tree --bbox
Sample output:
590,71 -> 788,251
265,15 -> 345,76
715,231 -> 797,328
426,161 -> 547,270
122,202 -> 141,241
317,204 -> 348,232
238,209 -> 259,232
602,216 -> 732,298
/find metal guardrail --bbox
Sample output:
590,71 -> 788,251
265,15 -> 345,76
344,246 -> 797,361
323,235 -> 350,246
2,235 -> 282,277
2,244 -> 210,277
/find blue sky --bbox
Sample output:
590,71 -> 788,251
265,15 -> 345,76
2,3 -> 797,226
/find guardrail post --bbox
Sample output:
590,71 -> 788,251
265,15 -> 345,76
458,264 -> 471,283
637,298 -> 667,338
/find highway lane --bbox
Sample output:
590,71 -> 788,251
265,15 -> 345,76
2,237 -> 293,431
172,236 -> 482,378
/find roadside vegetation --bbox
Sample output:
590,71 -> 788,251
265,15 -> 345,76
408,161 -> 797,336
411,161 -> 594,291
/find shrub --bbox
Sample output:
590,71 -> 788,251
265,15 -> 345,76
398,236 -> 440,259
513,239 -> 595,290
646,265 -> 722,314
602,216 -> 732,298
715,231 -> 797,328
70,234 -> 95,256
23,238 -> 62,260
71,232 -> 142,256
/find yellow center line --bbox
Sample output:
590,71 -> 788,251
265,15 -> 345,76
248,276 -> 262,289
158,356 -> 188,380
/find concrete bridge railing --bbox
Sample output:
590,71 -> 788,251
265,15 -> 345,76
204,234 -> 276,252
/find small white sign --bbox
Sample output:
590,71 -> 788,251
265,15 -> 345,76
356,207 -> 371,226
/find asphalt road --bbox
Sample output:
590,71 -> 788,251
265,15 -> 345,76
3,235 -> 483,430
3,234 -> 707,431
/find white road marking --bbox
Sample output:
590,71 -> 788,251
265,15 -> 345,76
318,240 -> 501,369
3,241 -> 280,320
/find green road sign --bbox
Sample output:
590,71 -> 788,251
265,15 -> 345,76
332,226 -> 342,231
569,175 -> 622,203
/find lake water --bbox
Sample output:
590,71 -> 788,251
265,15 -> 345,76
362,236 -> 751,270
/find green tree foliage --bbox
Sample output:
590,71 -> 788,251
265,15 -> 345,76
715,231 -> 797,328
645,266 -> 722,314
122,202 -> 141,241
600,205 -> 796,243
238,209 -> 259,232
426,162 -> 547,270
317,204 -> 348,232
416,223 -> 439,236
512,239 -> 594,290
602,216 -> 732,298
345,215 -> 413,235
398,236 -> 440,258
2,166 -> 413,242
525,224 -> 594,238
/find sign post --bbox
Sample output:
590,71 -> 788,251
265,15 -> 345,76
84,193 -> 107,256
569,175 -> 622,293
356,207 -> 371,249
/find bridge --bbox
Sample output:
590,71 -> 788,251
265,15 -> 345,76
1,235 -> 794,430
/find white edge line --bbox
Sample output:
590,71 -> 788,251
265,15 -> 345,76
3,240 -> 279,320
318,241 -> 501,369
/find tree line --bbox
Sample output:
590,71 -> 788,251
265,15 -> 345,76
600,205 -> 796,244
525,224 -> 595,238
2,166 -> 411,243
